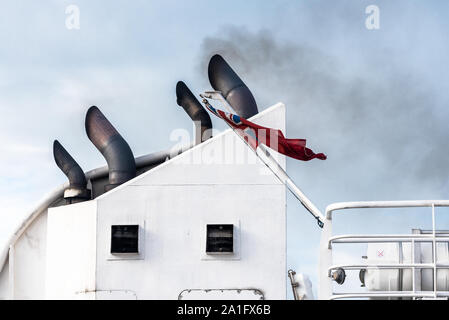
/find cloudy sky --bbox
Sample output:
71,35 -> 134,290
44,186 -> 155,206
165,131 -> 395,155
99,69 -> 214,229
1,1 -> 448,296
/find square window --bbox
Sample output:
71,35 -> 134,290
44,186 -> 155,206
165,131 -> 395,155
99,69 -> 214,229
111,225 -> 139,254
206,224 -> 233,254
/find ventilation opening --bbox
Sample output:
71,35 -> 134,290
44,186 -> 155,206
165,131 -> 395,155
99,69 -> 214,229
206,224 -> 234,254
111,225 -> 139,254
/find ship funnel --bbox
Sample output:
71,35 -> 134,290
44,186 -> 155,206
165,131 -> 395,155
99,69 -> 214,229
53,140 -> 90,203
85,106 -> 136,191
176,81 -> 213,144
208,54 -> 258,118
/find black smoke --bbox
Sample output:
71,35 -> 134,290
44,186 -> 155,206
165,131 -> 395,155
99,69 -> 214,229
197,26 -> 449,201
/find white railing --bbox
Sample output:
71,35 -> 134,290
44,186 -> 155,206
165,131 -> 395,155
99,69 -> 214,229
318,200 -> 449,300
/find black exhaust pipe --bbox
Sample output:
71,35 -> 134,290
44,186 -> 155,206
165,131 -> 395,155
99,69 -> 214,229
53,140 -> 90,203
85,106 -> 136,191
208,54 -> 258,118
176,81 -> 212,143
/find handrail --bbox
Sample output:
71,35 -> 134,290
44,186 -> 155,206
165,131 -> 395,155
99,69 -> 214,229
328,263 -> 449,276
330,291 -> 449,300
325,200 -> 449,220
328,234 -> 449,248
320,199 -> 449,300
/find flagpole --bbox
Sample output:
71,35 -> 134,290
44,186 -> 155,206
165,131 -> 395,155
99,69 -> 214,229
200,93 -> 325,228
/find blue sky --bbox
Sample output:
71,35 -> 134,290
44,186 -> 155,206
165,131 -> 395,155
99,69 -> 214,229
1,1 -> 449,297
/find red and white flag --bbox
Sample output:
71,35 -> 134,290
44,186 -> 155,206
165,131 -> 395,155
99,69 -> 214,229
204,102 -> 326,161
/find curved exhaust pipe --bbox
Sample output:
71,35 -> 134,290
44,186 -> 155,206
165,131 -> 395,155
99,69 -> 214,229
53,140 -> 90,203
208,54 -> 258,118
85,106 -> 136,191
176,81 -> 213,143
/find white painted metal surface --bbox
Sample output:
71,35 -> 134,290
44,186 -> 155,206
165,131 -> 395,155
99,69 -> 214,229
94,290 -> 137,300
0,260 -> 8,299
46,200 -> 97,299
178,289 -> 264,300
92,103 -> 287,299
8,210 -> 48,299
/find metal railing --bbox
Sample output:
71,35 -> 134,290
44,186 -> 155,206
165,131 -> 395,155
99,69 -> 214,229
318,200 -> 449,300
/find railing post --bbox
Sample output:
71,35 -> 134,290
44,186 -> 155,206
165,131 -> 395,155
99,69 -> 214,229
432,204 -> 437,298
411,239 -> 415,297
318,215 -> 333,299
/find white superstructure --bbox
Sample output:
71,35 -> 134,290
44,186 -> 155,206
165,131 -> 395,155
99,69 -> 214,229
0,103 -> 287,300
